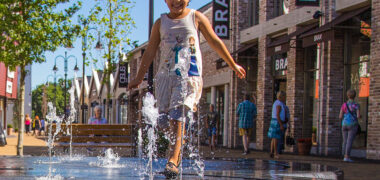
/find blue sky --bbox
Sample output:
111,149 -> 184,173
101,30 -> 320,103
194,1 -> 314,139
32,0 -> 211,89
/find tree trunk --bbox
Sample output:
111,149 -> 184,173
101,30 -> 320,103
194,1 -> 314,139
17,65 -> 26,156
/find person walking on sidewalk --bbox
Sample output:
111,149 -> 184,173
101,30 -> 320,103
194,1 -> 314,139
205,104 -> 219,153
32,116 -> 41,137
237,94 -> 257,155
268,91 -> 287,159
25,114 -> 31,136
339,89 -> 360,162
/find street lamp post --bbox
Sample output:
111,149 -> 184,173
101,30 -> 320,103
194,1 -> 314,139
80,19 -> 103,124
148,0 -> 154,93
53,51 -> 79,120
46,74 -> 63,107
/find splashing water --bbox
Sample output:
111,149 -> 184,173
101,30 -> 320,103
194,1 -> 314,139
89,148 -> 125,168
186,110 -> 204,178
46,103 -> 63,162
141,93 -> 160,180
67,86 -> 77,159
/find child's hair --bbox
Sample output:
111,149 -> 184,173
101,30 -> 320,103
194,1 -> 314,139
347,89 -> 356,99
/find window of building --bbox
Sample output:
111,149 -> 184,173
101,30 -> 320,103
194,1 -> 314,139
248,0 -> 259,26
118,94 -> 128,124
273,0 -> 284,18
303,44 -> 320,140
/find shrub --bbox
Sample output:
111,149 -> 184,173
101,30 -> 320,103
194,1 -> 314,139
7,124 -> 12,129
312,126 -> 317,134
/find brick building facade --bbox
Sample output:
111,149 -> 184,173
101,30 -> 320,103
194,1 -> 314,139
240,0 -> 380,160
0,62 -> 18,132
79,0 -> 380,160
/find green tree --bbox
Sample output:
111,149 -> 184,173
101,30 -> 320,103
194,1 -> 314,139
0,1 -> 80,156
88,0 -> 136,122
32,79 -> 72,119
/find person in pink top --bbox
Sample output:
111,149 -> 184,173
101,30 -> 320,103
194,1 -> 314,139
88,105 -> 107,124
25,114 -> 31,136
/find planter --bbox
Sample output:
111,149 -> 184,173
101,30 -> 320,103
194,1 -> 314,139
297,138 -> 312,155
7,128 -> 13,136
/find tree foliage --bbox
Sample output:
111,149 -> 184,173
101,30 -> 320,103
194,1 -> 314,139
0,0 -> 81,69
0,0 -> 81,156
87,0 -> 136,121
32,79 -> 72,119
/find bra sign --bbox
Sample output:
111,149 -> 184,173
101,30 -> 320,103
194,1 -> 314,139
275,58 -> 288,71
213,0 -> 230,39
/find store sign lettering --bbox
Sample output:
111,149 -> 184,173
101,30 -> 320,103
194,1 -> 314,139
275,58 -> 288,71
119,63 -> 128,88
314,34 -> 322,42
213,0 -> 230,39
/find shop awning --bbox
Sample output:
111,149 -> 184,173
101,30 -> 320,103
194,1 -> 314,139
230,43 -> 257,56
267,23 -> 318,56
300,6 -> 370,47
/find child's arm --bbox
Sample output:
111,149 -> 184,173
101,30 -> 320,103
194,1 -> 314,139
128,19 -> 161,90
195,11 -> 246,79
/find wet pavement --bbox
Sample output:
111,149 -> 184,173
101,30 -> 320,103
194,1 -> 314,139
0,156 -> 342,179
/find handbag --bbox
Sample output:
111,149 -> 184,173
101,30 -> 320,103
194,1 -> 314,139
345,103 -> 361,135
286,126 -> 295,146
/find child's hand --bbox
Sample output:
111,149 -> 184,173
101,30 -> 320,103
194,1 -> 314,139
128,78 -> 142,90
233,64 -> 246,79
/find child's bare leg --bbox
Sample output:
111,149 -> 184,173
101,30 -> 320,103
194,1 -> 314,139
168,120 -> 186,165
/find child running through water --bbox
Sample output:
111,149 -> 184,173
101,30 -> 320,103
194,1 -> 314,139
128,0 -> 246,178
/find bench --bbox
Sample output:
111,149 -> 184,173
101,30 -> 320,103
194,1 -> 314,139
49,124 -> 137,156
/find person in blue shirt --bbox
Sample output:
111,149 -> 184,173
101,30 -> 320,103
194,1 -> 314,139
268,91 -> 287,159
237,94 -> 257,155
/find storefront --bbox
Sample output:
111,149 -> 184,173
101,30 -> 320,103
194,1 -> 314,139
343,9 -> 371,148
268,35 -> 289,101
300,6 -> 371,152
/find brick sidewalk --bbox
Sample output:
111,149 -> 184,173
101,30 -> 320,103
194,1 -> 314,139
0,133 -> 48,156
199,146 -> 380,180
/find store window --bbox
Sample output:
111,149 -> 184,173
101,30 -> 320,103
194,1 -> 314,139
118,94 -> 128,124
303,44 -> 320,140
344,11 -> 371,148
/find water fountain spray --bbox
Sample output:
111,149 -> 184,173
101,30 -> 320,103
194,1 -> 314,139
141,93 -> 159,180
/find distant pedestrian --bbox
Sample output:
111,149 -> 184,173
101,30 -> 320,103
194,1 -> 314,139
268,91 -> 287,159
205,104 -> 219,153
25,114 -> 31,136
40,118 -> 45,136
237,94 -> 257,155
33,116 -> 41,137
339,89 -> 360,162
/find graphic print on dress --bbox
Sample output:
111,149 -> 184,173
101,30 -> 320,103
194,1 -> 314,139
188,36 -> 199,76
172,35 -> 183,76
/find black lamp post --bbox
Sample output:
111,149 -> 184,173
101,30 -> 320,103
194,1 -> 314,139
148,0 -> 154,93
80,19 -> 103,124
53,51 -> 79,119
